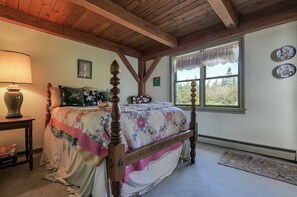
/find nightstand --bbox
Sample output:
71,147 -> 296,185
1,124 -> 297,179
0,116 -> 35,170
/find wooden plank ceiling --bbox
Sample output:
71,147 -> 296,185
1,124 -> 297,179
0,0 -> 296,59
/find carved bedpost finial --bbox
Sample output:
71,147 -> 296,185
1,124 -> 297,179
190,80 -> 197,164
109,60 -> 125,197
110,60 -> 122,144
110,60 -> 121,75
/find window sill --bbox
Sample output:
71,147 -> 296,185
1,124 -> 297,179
177,105 -> 246,114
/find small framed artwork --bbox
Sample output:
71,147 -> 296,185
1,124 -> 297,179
77,59 -> 92,79
153,77 -> 160,87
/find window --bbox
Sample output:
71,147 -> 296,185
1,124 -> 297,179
171,38 -> 244,113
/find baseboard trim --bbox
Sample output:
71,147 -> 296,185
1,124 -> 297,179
198,134 -> 297,161
17,147 -> 43,156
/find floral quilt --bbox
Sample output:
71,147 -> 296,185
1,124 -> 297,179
49,102 -> 187,157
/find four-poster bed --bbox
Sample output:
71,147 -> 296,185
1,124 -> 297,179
42,60 -> 197,197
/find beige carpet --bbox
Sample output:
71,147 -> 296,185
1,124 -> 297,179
219,151 -> 297,186
1,144 -> 297,197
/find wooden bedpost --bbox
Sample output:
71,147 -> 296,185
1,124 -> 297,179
189,80 -> 197,164
45,83 -> 52,127
108,60 -> 126,197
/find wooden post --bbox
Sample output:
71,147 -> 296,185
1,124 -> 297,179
108,60 -> 126,197
189,80 -> 197,164
138,59 -> 145,95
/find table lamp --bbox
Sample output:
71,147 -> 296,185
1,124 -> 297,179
0,50 -> 32,118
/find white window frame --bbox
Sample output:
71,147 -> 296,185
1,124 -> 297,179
170,37 -> 245,113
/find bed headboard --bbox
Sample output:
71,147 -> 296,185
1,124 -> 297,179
45,82 -> 52,127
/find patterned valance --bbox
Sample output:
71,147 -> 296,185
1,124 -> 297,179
173,42 -> 239,71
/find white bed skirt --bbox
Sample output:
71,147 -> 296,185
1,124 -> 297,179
40,125 -> 182,197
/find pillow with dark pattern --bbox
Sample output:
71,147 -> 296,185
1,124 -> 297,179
100,91 -> 112,102
131,95 -> 152,104
59,85 -> 85,107
82,88 -> 102,106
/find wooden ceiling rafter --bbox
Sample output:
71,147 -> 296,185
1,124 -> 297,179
70,0 -> 178,48
0,0 -> 296,63
207,0 -> 238,29
0,5 -> 141,58
141,2 -> 297,61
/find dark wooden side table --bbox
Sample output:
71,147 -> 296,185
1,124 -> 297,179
0,116 -> 35,170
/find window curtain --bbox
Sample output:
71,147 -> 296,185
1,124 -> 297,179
174,42 -> 239,71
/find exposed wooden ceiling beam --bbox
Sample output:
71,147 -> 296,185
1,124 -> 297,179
141,2 -> 297,61
0,5 -> 141,58
207,0 -> 238,29
70,0 -> 177,48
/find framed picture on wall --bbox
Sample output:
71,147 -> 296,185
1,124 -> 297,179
77,59 -> 92,79
153,77 -> 160,86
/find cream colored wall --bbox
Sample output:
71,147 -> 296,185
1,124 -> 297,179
147,21 -> 297,150
0,21 -> 138,151
146,57 -> 170,102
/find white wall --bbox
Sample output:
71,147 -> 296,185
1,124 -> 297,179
147,21 -> 297,150
146,57 -> 170,102
0,21 -> 138,151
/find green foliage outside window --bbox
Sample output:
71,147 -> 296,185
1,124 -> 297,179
175,66 -> 239,107
176,81 -> 199,105
205,76 -> 238,106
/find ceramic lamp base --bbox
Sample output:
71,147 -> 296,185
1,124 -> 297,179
4,85 -> 23,118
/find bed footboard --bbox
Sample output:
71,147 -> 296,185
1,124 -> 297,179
108,60 -> 197,197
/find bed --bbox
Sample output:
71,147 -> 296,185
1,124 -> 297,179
41,60 -> 197,197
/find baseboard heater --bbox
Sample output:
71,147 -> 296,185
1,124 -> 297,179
198,134 -> 297,161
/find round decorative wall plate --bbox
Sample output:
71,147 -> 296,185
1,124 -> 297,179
276,45 -> 296,61
276,63 -> 296,78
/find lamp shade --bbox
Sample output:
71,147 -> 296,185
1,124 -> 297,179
0,50 -> 32,84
